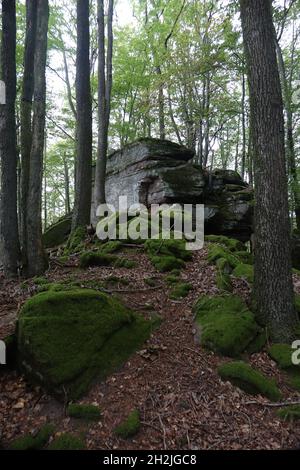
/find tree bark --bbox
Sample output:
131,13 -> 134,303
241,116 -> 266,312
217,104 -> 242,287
94,0 -> 114,210
72,0 -> 93,230
26,0 -> 49,277
20,0 -> 37,266
0,0 -> 20,278
240,0 -> 298,342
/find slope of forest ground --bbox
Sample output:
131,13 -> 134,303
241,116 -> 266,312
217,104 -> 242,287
1,244 -> 300,450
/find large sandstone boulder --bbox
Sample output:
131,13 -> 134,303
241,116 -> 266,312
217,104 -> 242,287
17,289 -> 153,399
43,213 -> 72,248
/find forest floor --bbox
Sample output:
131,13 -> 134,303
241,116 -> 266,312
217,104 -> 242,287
1,245 -> 300,450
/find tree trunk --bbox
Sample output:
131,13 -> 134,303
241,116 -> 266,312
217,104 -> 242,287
94,0 -> 114,210
20,0 -> 37,267
156,65 -> 166,140
0,0 -> 20,278
275,39 -> 300,232
240,0 -> 298,342
241,71 -> 247,180
72,0 -> 93,230
26,0 -> 49,277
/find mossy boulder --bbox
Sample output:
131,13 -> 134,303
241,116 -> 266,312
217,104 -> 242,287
43,214 -> 72,249
67,403 -> 101,421
277,405 -> 300,421
218,361 -> 281,401
145,239 -> 192,272
207,244 -> 240,269
169,282 -> 192,300
114,409 -> 140,439
232,263 -> 254,283
10,424 -> 55,450
17,290 -> 153,399
194,295 -> 262,357
48,433 -> 86,450
268,343 -> 300,391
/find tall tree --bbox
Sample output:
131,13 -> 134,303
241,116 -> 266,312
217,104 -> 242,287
0,0 -> 20,278
240,0 -> 298,341
20,0 -> 37,266
26,0 -> 49,277
72,0 -> 92,230
94,0 -> 114,211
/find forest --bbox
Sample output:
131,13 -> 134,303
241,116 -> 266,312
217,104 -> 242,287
0,0 -> 300,457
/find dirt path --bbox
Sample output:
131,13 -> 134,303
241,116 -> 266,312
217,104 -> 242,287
1,248 -> 300,450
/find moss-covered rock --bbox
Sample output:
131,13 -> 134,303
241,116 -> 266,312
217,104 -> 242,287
48,433 -> 86,450
216,270 -> 233,292
205,235 -> 245,252
17,290 -> 154,399
194,295 -> 261,357
99,240 -> 123,255
43,215 -> 72,249
145,239 -> 191,273
67,403 -> 101,421
232,263 -> 254,283
207,244 -> 240,269
268,344 -> 300,392
268,344 -> 296,370
277,405 -> 300,421
10,424 -> 55,450
114,410 -> 140,439
150,255 -> 185,273
218,361 -> 281,401
169,282 -> 192,300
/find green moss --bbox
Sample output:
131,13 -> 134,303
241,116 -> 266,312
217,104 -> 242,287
67,404 -> 101,421
268,344 -> 296,370
33,277 -> 49,286
48,433 -> 86,450
170,283 -> 192,300
10,424 -> 55,450
235,251 -> 253,265
277,405 -> 300,421
145,239 -> 192,261
194,295 -> 260,357
100,241 -> 123,255
114,410 -> 140,439
166,274 -> 180,285
205,235 -> 245,252
207,245 -> 240,269
65,226 -> 86,255
216,270 -> 233,292
216,257 -> 232,274
218,361 -> 281,401
18,290 -> 154,399
232,263 -> 254,283
268,344 -> 300,392
150,255 -> 185,272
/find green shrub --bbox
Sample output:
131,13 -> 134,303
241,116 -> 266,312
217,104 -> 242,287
48,433 -> 86,450
194,295 -> 261,357
114,410 -> 140,439
67,403 -> 101,421
218,361 -> 281,401
10,424 -> 55,450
